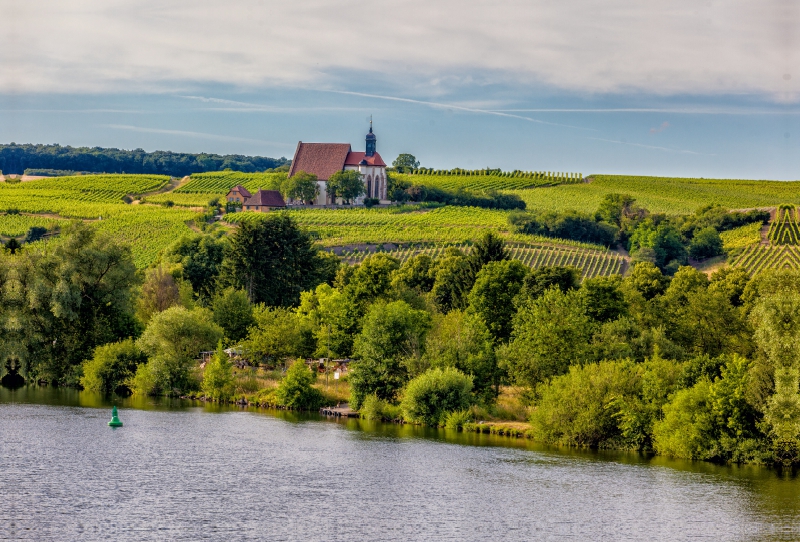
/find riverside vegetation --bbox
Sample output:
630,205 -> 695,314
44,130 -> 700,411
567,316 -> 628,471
2,201 -> 800,468
5,159 -> 800,467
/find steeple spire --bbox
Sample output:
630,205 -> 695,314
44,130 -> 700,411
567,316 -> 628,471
365,116 -> 376,157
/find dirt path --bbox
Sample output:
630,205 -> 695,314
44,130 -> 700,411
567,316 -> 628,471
129,176 -> 191,202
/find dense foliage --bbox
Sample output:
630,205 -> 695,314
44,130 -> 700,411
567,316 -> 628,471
0,143 -> 289,176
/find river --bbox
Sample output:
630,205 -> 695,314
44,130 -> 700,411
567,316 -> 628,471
1,385 -> 799,541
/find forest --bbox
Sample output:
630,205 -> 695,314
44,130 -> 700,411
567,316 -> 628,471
0,143 -> 290,176
1,204 -> 800,467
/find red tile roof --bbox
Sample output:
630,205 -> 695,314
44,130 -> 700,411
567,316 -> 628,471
344,152 -> 386,167
244,189 -> 286,208
231,185 -> 252,198
289,142 -> 351,181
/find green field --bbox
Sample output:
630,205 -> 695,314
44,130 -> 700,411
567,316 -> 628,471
4,171 -> 800,272
397,170 -> 583,191
508,175 -> 800,215
0,214 -> 65,237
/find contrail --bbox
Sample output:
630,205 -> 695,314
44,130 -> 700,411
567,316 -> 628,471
326,90 -> 598,131
587,137 -> 714,156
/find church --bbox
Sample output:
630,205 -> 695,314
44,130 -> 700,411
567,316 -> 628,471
288,122 -> 388,205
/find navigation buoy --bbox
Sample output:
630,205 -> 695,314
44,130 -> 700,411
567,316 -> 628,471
108,406 -> 123,427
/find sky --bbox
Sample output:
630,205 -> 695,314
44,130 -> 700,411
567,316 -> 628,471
0,0 -> 798,179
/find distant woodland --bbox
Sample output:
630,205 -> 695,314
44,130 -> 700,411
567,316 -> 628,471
0,143 -> 290,177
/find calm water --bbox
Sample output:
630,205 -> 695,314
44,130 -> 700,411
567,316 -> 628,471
2,386 -> 800,541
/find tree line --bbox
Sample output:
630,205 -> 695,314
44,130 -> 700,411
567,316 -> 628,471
0,143 -> 290,177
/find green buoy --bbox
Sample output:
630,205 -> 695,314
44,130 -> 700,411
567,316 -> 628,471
108,405 -> 123,427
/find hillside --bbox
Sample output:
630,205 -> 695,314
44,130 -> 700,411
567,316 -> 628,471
2,171 -> 800,275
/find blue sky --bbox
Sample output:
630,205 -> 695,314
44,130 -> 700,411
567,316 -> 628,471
1,0 -> 798,179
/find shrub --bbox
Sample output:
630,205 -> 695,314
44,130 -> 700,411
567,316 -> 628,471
80,339 -> 147,394
444,409 -> 472,430
363,197 -> 379,208
274,360 -> 324,410
359,393 -> 401,421
529,360 -> 643,447
401,367 -> 473,426
202,341 -> 234,401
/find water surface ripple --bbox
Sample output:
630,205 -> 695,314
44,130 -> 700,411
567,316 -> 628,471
2,391 -> 800,541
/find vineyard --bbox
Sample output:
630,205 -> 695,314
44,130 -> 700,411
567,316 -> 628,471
729,245 -> 800,276
725,204 -> 800,275
145,193 -> 219,207
336,242 -> 624,279
0,214 -> 64,237
720,222 -> 763,252
399,170 -> 584,191
767,205 -> 800,245
5,170 -> 800,274
225,206 -> 607,250
508,175 -> 800,215
174,172 -> 286,194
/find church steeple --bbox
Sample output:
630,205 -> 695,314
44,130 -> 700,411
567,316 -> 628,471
365,117 -> 376,157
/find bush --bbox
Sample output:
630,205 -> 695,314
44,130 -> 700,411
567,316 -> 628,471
202,341 -> 234,401
529,360 -> 642,447
444,409 -> 472,430
274,360 -> 324,410
400,367 -> 474,426
360,393 -> 401,421
363,197 -> 379,208
80,339 -> 147,394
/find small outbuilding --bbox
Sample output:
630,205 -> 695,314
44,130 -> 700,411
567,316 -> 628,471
242,189 -> 286,212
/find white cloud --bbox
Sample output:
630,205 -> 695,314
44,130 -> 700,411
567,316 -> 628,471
1,0 -> 798,100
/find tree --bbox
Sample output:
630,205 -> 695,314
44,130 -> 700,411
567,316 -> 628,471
281,171 -> 319,204
162,233 -> 226,304
17,222 -> 138,385
202,340 -> 234,401
392,154 -> 420,172
80,339 -> 147,394
423,310 -> 498,402
344,253 -> 400,306
327,170 -> 365,204
629,221 -> 687,272
137,265 -> 181,324
689,226 -> 724,260
501,288 -> 594,388
430,250 -> 473,313
519,265 -> 581,301
297,283 -> 361,358
218,213 -> 324,306
212,288 -> 254,343
243,305 -> 303,366
580,275 -> 627,323
595,193 -> 637,227
400,367 -> 473,426
133,306 -> 223,395
391,254 -> 435,294
467,260 -> 528,343
349,301 -> 432,408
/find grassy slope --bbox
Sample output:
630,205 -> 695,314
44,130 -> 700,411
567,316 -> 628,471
5,172 -> 800,271
508,175 -> 800,215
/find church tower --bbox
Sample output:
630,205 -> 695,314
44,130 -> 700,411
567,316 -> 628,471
365,118 -> 376,157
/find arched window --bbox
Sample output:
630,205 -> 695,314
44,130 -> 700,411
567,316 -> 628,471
366,175 -> 373,198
